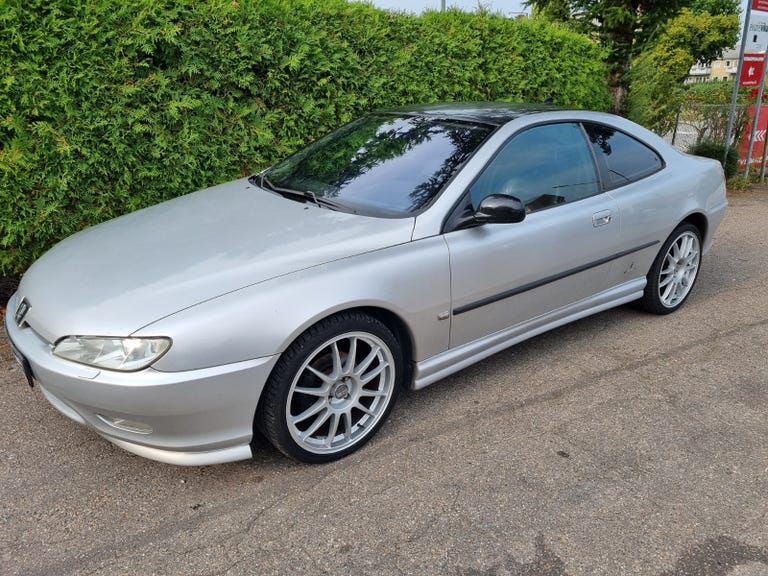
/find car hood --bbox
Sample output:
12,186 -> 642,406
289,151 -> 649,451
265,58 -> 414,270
17,178 -> 414,342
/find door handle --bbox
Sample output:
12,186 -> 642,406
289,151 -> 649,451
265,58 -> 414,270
592,210 -> 612,227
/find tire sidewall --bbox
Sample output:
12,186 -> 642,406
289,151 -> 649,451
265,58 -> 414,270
258,312 -> 403,463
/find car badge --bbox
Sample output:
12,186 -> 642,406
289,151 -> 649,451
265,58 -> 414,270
14,298 -> 30,327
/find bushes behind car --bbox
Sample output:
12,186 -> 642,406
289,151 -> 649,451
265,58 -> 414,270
0,0 -> 611,275
688,141 -> 739,180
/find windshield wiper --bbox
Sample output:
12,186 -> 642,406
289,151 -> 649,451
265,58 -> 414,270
259,173 -> 346,212
307,192 -> 351,212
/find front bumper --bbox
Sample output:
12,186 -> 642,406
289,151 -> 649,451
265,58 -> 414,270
4,294 -> 279,466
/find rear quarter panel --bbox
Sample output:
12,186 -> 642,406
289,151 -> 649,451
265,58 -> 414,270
604,139 -> 726,289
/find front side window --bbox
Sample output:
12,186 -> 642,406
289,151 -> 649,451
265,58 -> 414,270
584,123 -> 663,189
468,122 -> 600,213
264,114 -> 493,217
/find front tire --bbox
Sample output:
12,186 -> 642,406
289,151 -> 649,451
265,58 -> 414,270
257,312 -> 402,463
638,223 -> 702,315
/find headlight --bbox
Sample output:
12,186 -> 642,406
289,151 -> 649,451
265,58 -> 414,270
53,336 -> 171,371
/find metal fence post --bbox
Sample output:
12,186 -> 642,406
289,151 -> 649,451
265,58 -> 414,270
725,3 -> 752,161
671,108 -> 681,147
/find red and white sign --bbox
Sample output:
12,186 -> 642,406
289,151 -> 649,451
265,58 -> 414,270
739,104 -> 768,168
740,53 -> 766,87
754,0 -> 768,13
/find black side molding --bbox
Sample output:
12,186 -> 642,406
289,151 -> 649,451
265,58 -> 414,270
453,240 -> 659,316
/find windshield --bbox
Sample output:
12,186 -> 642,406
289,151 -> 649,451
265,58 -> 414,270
264,113 -> 493,217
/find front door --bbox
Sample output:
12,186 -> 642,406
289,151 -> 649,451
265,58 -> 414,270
445,121 -> 620,347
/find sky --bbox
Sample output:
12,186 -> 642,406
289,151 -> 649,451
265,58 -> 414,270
361,0 -> 765,50
364,0 -> 751,22
362,0 -> 528,17
363,1 -> 756,44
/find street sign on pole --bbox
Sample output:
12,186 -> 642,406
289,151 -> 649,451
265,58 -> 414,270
744,40 -> 768,179
740,53 -> 766,87
726,3 -> 753,156
746,15 -> 768,52
754,0 -> 768,13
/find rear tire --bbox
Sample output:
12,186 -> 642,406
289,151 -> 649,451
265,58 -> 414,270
257,312 -> 402,463
637,223 -> 701,315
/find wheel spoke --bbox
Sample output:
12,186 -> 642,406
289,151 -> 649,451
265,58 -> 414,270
302,409 -> 331,439
671,240 -> 683,260
360,361 -> 388,385
355,402 -> 375,417
325,413 -> 340,447
331,341 -> 343,377
359,388 -> 388,398
291,399 -> 327,425
661,279 -> 676,303
659,274 -> 674,288
293,383 -> 329,397
341,411 -> 353,442
671,282 -> 682,302
344,337 -> 358,374
354,346 -> 380,377
306,365 -> 335,385
681,235 -> 694,257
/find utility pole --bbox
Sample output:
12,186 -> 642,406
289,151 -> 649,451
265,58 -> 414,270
724,2 -> 752,162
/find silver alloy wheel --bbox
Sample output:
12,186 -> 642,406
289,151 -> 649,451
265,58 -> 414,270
658,230 -> 701,309
286,331 -> 396,454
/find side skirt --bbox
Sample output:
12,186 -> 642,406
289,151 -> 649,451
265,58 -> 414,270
411,278 -> 646,390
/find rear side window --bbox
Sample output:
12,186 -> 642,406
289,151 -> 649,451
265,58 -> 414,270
584,123 -> 663,189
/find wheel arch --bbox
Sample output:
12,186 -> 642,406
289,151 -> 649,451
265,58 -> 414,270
681,211 -> 708,243
351,306 -> 415,389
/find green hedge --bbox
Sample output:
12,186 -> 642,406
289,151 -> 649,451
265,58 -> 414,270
0,0 -> 610,275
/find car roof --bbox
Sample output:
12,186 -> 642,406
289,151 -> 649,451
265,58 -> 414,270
380,102 -> 557,126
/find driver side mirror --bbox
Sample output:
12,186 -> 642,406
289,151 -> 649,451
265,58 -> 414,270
474,194 -> 526,224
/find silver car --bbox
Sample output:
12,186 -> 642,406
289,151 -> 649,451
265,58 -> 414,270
5,103 -> 727,466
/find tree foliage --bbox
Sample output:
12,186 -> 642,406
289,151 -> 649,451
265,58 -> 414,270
524,0 -> 740,111
626,8 -> 739,132
0,0 -> 610,275
690,0 -> 741,16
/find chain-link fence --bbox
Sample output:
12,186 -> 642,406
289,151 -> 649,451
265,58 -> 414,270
663,103 -> 749,152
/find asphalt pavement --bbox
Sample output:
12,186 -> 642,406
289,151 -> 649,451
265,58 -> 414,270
1,188 -> 767,576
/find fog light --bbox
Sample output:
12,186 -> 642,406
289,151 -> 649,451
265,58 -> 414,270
96,414 -> 153,435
